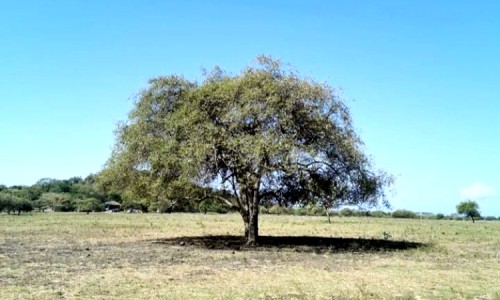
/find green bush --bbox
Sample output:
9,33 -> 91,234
371,210 -> 389,218
78,198 -> 104,213
293,207 -> 308,216
310,206 -> 326,216
328,210 -> 339,217
391,209 -> 417,219
54,198 -> 76,212
268,204 -> 288,215
484,216 -> 496,221
196,199 -> 228,214
435,213 -> 445,220
340,208 -> 356,217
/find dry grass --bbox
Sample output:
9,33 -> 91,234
1,213 -> 499,299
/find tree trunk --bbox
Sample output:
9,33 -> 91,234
471,216 -> 475,223
240,186 -> 260,246
245,205 -> 259,245
326,209 -> 331,223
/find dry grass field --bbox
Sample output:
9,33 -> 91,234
1,212 -> 499,299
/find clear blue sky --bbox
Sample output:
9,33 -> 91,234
1,1 -> 499,215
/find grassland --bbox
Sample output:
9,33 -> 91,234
1,213 -> 499,299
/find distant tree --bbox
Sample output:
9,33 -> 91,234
40,192 -> 75,212
435,213 -> 445,220
0,193 -> 32,215
456,200 -> 480,223
98,56 -> 393,245
13,199 -> 33,215
77,198 -> 103,213
0,192 -> 15,214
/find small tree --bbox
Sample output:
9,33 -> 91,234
13,199 -> 33,215
456,200 -> 480,223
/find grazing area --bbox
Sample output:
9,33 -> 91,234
1,213 -> 499,299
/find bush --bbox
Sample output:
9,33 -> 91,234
54,198 -> 76,212
259,206 -> 269,214
484,216 -> 497,221
196,199 -> 229,214
340,208 -> 356,217
371,210 -> 389,218
293,207 -> 308,216
310,206 -> 326,216
328,210 -> 339,217
435,213 -> 445,220
78,198 -> 104,213
391,209 -> 417,219
268,204 -> 288,215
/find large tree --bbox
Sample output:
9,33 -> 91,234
100,56 -> 392,245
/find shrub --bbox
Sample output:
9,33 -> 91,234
371,210 -> 389,218
391,209 -> 417,219
78,198 -> 104,213
268,204 -> 288,215
54,198 -> 76,212
484,216 -> 496,221
435,213 -> 445,220
259,206 -> 269,214
340,208 -> 356,217
293,207 -> 308,216
310,206 -> 326,216
328,210 -> 339,217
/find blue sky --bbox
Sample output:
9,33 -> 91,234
1,1 -> 499,215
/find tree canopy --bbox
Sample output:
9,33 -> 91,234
456,200 -> 480,223
100,56 -> 392,245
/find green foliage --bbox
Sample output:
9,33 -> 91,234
309,206 -> 326,216
78,198 -> 104,213
0,192 -> 16,214
259,206 -> 269,214
340,208 -> 356,217
391,209 -> 417,219
268,205 -> 289,215
293,207 -> 308,216
435,213 -> 445,220
13,199 -> 33,215
456,200 -> 480,222
0,193 -> 33,215
371,210 -> 390,218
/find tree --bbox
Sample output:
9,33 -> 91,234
12,199 -> 33,215
456,200 -> 480,223
0,192 -> 15,214
100,56 -> 392,245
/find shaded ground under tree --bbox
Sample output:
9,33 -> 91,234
152,235 -> 426,253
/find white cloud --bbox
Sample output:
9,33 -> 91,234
459,182 -> 496,200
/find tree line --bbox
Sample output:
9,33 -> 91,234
1,176 -> 496,222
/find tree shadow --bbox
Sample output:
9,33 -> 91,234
151,235 -> 426,253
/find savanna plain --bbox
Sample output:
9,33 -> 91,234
1,213 -> 499,299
